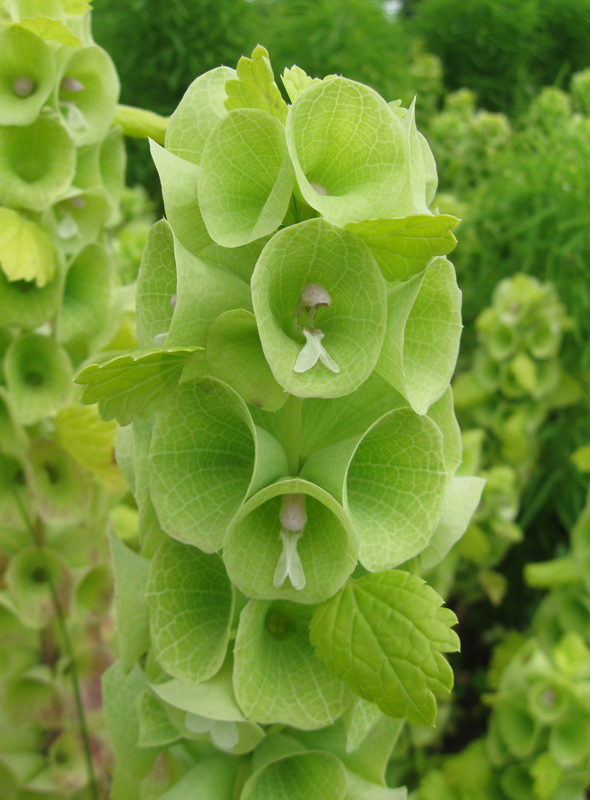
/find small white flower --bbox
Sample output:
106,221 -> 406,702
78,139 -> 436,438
57,212 -> 79,240
293,328 -> 339,374
274,529 -> 306,590
13,77 -> 35,97
185,713 -> 239,750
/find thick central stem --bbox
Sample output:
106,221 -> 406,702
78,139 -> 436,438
283,394 -> 303,476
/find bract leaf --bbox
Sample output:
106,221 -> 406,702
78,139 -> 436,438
149,377 -> 287,552
310,571 -> 459,725
109,532 -> 151,672
345,215 -> 459,282
281,65 -> 322,103
402,98 -> 438,213
156,755 -> 241,800
346,772 -> 407,800
0,387 -> 28,457
251,218 -> 387,398
16,17 -> 81,46
198,108 -> 294,247
145,539 -> 234,684
0,209 -> 56,287
377,256 -> 462,415
166,66 -> 236,166
286,77 -> 411,227
75,347 -> 205,426
224,45 -> 288,123
241,751 -> 348,800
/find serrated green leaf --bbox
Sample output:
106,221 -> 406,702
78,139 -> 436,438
224,45 -> 288,123
345,215 -> 459,282
16,16 -> 81,46
145,538 -> 233,684
310,571 -> 459,725
281,65 -> 322,103
0,209 -> 56,287
109,532 -> 151,672
75,347 -> 205,426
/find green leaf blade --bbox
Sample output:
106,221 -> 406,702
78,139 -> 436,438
310,571 -> 459,726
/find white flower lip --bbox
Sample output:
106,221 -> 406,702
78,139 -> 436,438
274,529 -> 306,591
293,328 -> 340,374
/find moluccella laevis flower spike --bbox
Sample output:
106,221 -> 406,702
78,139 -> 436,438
80,44 -> 482,798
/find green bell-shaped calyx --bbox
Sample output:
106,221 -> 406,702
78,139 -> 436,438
145,538 -> 234,683
251,218 -> 387,398
54,44 -> 119,146
5,334 -> 73,425
198,108 -> 295,247
0,115 -> 76,212
0,26 -> 56,126
165,66 -> 236,166
285,77 -> 411,226
301,407 -> 447,570
149,377 -> 287,552
377,256 -> 462,415
234,599 -> 352,729
223,479 -> 358,604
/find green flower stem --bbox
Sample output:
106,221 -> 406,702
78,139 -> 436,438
524,556 -> 580,588
9,476 -> 99,800
283,394 -> 303,476
113,104 -> 169,144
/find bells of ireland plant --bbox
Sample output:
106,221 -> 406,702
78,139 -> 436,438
0,1 -> 146,798
79,46 -> 483,800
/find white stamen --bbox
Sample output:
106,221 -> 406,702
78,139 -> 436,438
57,212 -> 79,240
293,328 -> 339,374
13,77 -> 35,97
184,714 -> 239,750
153,332 -> 168,347
170,294 -> 177,308
310,181 -> 328,196
61,75 -> 84,93
69,196 -> 86,209
280,493 -> 307,532
274,530 -> 305,590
